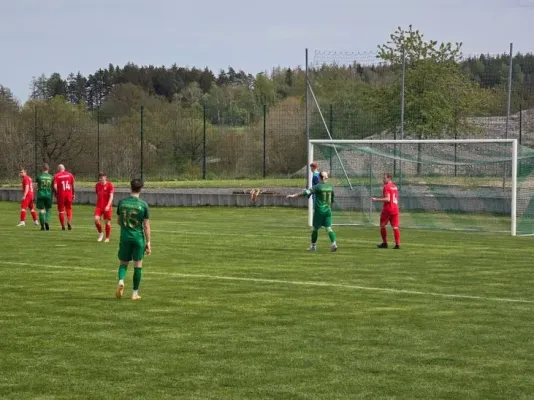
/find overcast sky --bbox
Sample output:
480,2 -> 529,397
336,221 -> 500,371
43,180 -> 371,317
1,0 -> 533,102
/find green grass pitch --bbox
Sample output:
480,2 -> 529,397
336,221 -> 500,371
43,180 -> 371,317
0,202 -> 533,400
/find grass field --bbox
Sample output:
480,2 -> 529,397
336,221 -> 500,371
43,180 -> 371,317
1,202 -> 533,400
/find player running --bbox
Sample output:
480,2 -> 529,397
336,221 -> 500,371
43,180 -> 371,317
53,164 -> 75,230
17,168 -> 38,227
372,173 -> 401,249
286,171 -> 338,252
94,172 -> 115,242
115,179 -> 151,301
35,163 -> 54,231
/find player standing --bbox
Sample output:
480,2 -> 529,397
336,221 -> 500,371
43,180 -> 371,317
115,179 -> 151,301
17,168 -> 38,227
35,163 -> 54,231
372,173 -> 401,249
94,172 -> 115,242
53,164 -> 75,230
287,171 -> 338,252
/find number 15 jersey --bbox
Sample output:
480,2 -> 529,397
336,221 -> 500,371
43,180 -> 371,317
382,182 -> 399,215
117,196 -> 150,243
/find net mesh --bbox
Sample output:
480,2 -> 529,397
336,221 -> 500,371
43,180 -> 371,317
311,140 -> 534,234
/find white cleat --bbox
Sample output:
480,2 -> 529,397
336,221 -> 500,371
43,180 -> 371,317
17,221 -> 25,227
331,243 -> 338,252
308,245 -> 317,252
34,220 -> 39,225
104,238 -> 110,243
97,232 -> 104,242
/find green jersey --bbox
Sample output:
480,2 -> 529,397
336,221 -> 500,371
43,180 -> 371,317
36,172 -> 53,198
302,182 -> 334,214
117,196 -> 150,242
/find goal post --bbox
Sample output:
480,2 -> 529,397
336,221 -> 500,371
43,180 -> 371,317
308,139 -> 534,236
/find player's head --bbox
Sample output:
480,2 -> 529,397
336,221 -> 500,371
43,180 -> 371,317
42,163 -> 49,172
310,161 -> 318,171
19,167 -> 27,177
98,172 -> 107,183
383,173 -> 393,184
319,171 -> 328,181
57,164 -> 65,173
130,178 -> 144,194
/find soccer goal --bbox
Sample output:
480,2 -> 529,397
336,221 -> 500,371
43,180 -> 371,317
308,139 -> 534,236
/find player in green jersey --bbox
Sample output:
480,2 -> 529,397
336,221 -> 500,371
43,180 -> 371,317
287,171 -> 338,252
35,163 -> 54,231
115,179 -> 151,300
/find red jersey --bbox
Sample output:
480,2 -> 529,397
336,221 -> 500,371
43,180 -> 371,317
54,172 -> 75,198
22,175 -> 33,194
382,182 -> 399,215
95,181 -> 114,209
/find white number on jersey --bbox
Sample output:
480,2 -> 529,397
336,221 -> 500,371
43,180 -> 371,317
62,181 -> 71,191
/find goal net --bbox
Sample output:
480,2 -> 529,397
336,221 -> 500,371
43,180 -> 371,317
309,139 -> 534,236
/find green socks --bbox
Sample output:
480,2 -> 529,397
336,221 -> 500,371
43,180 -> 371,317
45,209 -> 51,223
118,265 -> 128,281
311,229 -> 318,244
39,212 -> 45,227
328,230 -> 336,243
133,268 -> 142,290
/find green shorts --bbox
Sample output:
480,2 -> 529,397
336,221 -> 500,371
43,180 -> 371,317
36,196 -> 52,210
118,240 -> 145,262
313,210 -> 332,229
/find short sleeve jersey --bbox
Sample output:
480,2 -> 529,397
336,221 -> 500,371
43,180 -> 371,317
382,182 -> 399,215
96,182 -> 115,209
117,196 -> 150,243
54,172 -> 75,198
36,173 -> 53,198
22,175 -> 33,194
303,182 -> 334,214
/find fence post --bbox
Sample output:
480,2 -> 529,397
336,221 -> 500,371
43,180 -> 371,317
329,104 -> 333,174
398,50 -> 406,187
203,104 -> 206,180
97,107 -> 100,175
34,105 -> 38,178
305,48 -> 310,186
263,104 -> 267,178
519,103 -> 522,145
140,105 -> 144,181
503,43 -> 513,191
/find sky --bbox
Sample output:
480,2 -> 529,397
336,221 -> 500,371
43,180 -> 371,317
1,0 -> 534,102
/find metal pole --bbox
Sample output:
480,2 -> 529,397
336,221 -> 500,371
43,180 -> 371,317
503,43 -> 513,191
329,104 -> 333,174
97,107 -> 100,174
203,104 -> 206,179
399,50 -> 406,188
305,48 -> 310,186
519,103 -> 522,145
34,106 -> 38,177
263,104 -> 267,178
140,105 -> 144,181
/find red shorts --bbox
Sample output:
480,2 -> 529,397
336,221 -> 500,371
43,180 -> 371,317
21,194 -> 34,209
94,207 -> 112,220
380,212 -> 399,227
57,196 -> 73,212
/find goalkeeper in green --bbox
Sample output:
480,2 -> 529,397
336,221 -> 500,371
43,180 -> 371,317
287,171 -> 337,252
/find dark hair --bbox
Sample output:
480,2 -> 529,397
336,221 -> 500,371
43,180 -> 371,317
385,173 -> 393,180
130,178 -> 144,193
98,172 -> 106,178
42,163 -> 49,171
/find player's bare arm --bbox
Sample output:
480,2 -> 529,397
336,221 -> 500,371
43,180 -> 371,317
106,193 -> 114,211
143,219 -> 151,255
372,193 -> 391,203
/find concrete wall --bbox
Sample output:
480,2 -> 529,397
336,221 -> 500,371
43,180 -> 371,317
0,187 -> 512,214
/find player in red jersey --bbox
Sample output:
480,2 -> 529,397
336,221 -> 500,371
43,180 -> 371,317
53,164 -> 75,230
17,168 -> 38,227
94,172 -> 115,242
372,173 -> 401,249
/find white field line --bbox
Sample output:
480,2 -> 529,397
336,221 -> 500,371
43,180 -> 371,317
1,261 -> 532,304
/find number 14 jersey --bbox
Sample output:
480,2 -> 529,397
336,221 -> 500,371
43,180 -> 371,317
117,196 -> 150,242
382,182 -> 399,215
53,172 -> 75,199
